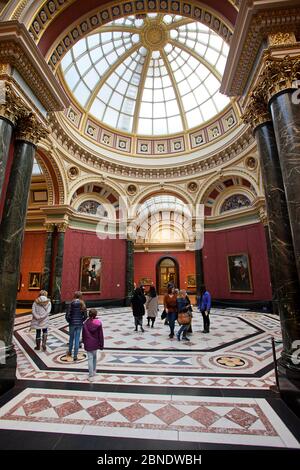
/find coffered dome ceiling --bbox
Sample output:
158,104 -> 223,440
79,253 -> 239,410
61,13 -> 230,137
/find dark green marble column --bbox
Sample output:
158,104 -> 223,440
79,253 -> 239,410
255,121 -> 300,370
263,223 -> 279,315
42,225 -> 54,294
0,139 -> 35,393
269,90 -> 300,284
125,239 -> 134,306
195,248 -> 204,297
0,117 -> 14,202
52,225 -> 66,314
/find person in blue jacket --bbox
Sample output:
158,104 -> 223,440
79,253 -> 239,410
197,285 -> 212,333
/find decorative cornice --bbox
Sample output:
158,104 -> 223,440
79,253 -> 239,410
49,112 -> 255,180
221,4 -> 300,96
0,21 -> 69,111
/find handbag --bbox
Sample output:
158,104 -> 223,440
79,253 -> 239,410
178,312 -> 191,325
161,309 -> 167,320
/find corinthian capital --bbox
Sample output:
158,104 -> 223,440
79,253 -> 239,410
0,81 -> 23,125
261,54 -> 300,101
242,87 -> 271,130
15,112 -> 49,145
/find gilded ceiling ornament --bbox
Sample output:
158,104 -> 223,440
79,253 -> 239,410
268,32 -> 297,47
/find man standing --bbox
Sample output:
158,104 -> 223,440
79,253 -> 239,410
198,285 -> 211,333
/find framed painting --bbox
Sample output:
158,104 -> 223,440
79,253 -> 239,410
140,278 -> 152,286
187,274 -> 196,288
227,253 -> 253,293
28,272 -> 42,290
80,257 -> 102,293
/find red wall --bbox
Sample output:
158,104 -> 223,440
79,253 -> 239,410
17,231 -> 47,301
134,251 -> 195,291
203,223 -> 272,300
61,229 -> 127,301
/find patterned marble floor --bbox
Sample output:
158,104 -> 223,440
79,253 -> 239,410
1,307 -> 299,449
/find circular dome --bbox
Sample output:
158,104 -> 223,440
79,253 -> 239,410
61,13 -> 230,137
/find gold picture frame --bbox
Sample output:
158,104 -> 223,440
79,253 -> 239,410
187,274 -> 196,288
28,272 -> 42,290
227,253 -> 253,293
80,257 -> 102,293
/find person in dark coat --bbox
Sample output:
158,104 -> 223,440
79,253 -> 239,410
66,291 -> 87,361
131,287 -> 146,332
82,309 -> 104,381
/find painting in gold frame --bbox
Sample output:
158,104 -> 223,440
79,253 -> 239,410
227,253 -> 253,293
80,257 -> 101,293
28,272 -> 42,290
187,274 -> 196,288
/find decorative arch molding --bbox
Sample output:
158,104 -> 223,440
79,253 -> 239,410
129,185 -> 194,218
214,188 -> 254,216
196,169 -> 260,206
67,176 -> 127,203
35,148 -> 65,205
68,179 -> 125,211
23,0 -> 236,67
199,174 -> 259,217
71,193 -> 116,219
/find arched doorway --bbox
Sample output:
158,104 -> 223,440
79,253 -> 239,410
157,257 -> 179,295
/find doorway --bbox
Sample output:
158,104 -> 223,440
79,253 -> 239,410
157,257 -> 179,295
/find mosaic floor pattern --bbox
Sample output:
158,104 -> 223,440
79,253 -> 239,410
1,307 -> 299,449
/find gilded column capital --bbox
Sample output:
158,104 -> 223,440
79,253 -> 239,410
259,206 -> 268,226
0,82 -> 22,125
261,54 -> 300,102
242,87 -> 271,130
15,112 -> 49,145
56,222 -> 68,233
44,223 -> 55,233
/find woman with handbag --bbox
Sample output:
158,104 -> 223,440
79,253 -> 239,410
176,290 -> 192,341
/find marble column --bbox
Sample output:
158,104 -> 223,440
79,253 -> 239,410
269,90 -> 300,285
195,248 -> 204,297
0,138 -> 35,393
125,239 -> 134,306
0,117 -> 14,202
42,224 -> 55,294
52,223 -> 67,314
263,223 -> 279,315
254,120 -> 300,370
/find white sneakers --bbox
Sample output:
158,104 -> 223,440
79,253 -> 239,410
88,372 -> 97,382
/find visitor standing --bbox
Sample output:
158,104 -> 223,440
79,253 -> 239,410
198,285 -> 212,333
176,290 -> 192,341
82,309 -> 104,381
163,287 -> 178,338
131,287 -> 146,332
31,290 -> 52,351
66,291 -> 87,361
145,286 -> 159,327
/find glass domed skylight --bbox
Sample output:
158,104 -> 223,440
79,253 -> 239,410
61,14 -> 230,136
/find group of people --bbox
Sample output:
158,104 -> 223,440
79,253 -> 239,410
30,284 -> 212,380
130,283 -> 212,341
30,290 -> 103,381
